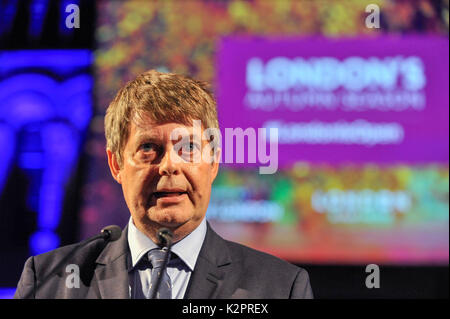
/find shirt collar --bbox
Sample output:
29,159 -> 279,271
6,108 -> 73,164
127,217 -> 207,271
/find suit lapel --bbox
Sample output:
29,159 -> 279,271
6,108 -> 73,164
89,222 -> 236,299
93,225 -> 130,299
184,223 -> 232,299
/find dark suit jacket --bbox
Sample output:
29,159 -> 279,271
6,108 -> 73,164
14,223 -> 313,299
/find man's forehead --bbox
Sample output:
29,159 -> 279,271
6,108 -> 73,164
131,118 -> 203,139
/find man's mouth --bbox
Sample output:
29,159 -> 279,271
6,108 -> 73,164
153,191 -> 187,199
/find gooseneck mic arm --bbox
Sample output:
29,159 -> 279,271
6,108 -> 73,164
22,225 -> 122,299
150,228 -> 174,299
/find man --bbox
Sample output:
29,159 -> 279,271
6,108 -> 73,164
14,70 -> 313,299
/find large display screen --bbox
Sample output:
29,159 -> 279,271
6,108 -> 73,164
85,0 -> 449,265
209,36 -> 448,264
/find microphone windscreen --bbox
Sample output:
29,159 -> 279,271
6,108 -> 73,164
157,228 -> 173,247
101,225 -> 122,241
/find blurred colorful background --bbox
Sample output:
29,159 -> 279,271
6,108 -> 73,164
0,0 -> 448,298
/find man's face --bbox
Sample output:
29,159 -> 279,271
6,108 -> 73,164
107,114 -> 220,243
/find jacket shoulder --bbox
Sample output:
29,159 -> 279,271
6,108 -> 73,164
224,239 -> 313,298
31,238 -> 107,277
206,226 -> 312,297
14,239 -> 107,299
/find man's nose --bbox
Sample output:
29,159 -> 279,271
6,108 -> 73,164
158,148 -> 180,176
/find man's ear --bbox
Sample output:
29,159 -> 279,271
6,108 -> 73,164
210,147 -> 221,184
107,149 -> 122,184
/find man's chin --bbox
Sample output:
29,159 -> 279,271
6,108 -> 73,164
146,208 -> 191,229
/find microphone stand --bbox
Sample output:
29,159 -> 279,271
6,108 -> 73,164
150,228 -> 173,299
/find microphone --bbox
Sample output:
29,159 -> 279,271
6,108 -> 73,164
151,227 -> 174,299
100,225 -> 122,242
22,225 -> 122,299
157,228 -> 173,247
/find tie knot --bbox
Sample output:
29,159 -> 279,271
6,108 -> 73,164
147,249 -> 169,269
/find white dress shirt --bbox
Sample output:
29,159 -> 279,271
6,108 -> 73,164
127,217 -> 207,299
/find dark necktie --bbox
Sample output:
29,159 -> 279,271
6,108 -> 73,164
147,248 -> 172,299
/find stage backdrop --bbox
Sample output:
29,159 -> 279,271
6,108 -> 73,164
81,0 -> 449,264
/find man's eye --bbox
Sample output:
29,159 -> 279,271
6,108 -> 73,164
184,142 -> 199,152
141,143 -> 157,152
